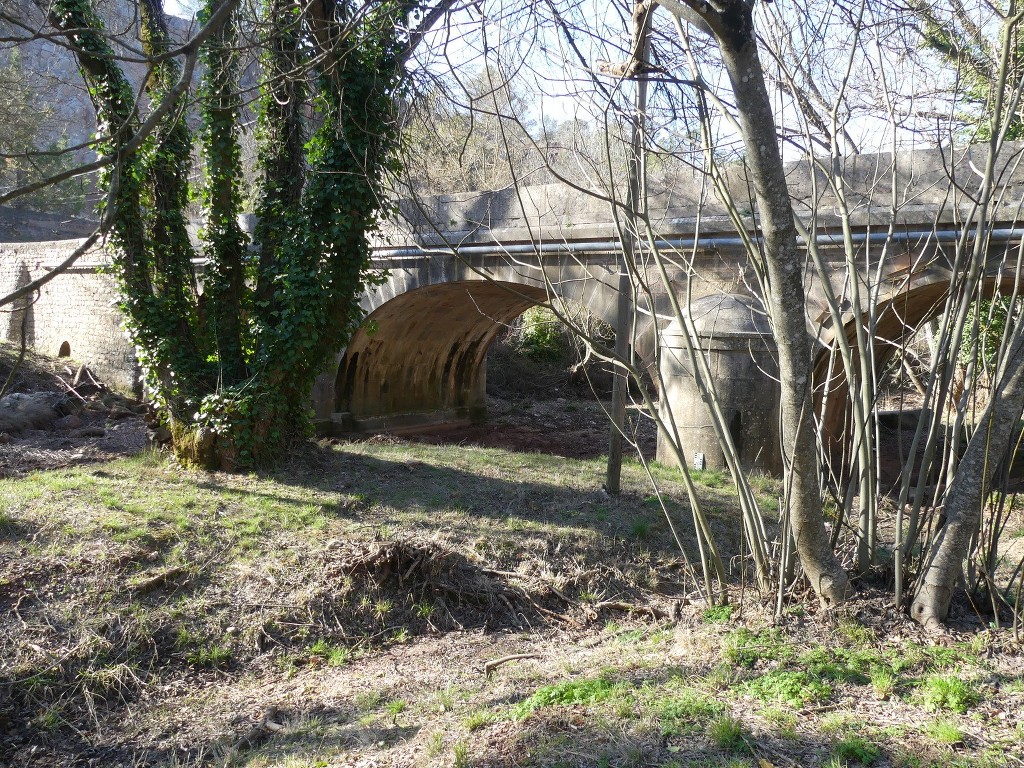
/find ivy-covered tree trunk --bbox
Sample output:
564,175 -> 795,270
49,0 -> 408,469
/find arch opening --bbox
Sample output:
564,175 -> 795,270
332,281 -> 550,432
815,276 -> 1020,467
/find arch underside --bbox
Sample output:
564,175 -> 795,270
335,281 -> 548,430
816,275 -> 1021,445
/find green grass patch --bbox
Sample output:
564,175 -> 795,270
512,674 -> 624,718
309,638 -> 350,667
799,646 -> 877,685
924,718 -> 966,745
186,643 -> 232,669
869,666 -> 899,698
708,715 -> 747,752
693,469 -> 729,489
918,674 -> 979,713
654,687 -> 726,734
722,627 -> 792,667
760,706 -> 798,738
832,734 -> 880,765
836,618 -> 876,646
463,708 -> 497,731
702,604 -> 734,624
736,670 -> 832,708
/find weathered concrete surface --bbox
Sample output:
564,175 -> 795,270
657,295 -> 781,474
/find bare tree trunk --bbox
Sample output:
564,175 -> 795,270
686,0 -> 851,605
912,332 -> 1024,626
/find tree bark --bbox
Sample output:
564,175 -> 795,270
911,331 -> 1024,626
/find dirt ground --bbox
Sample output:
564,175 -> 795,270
0,345 -> 651,475
396,398 -> 657,461
0,349 -> 147,478
4,345 -> 1024,768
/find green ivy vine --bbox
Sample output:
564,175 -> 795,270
51,0 -> 412,469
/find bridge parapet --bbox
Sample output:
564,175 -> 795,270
382,142 -> 1024,256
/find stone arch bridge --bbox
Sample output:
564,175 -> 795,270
4,145 -> 1024,471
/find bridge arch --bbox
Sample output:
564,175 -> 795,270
817,276 -> 1021,446
333,280 -> 550,431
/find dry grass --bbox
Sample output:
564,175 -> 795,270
1,439 -> 1022,768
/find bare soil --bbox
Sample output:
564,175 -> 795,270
0,346 -> 147,477
396,398 -> 657,460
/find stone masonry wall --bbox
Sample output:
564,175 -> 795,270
0,239 -> 139,393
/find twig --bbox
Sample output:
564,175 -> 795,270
531,602 -> 580,626
548,583 -> 574,605
593,599 -> 673,620
484,653 -> 541,678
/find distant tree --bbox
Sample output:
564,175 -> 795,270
402,66 -> 542,194
0,51 -> 87,214
913,0 -> 1024,139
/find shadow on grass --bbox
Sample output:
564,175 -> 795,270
190,440 -> 744,566
124,703 -> 420,768
461,714 -> 898,768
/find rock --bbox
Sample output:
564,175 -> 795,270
0,392 -> 60,433
146,425 -> 172,446
55,413 -> 81,430
0,432 -> 14,444
55,395 -> 85,416
71,427 -> 106,438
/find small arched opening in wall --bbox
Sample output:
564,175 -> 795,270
815,275 -> 1020,488
58,341 -> 71,358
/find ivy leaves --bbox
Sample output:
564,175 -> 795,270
54,0 -> 410,468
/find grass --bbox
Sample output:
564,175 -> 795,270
760,706 -> 798,739
464,709 -> 497,731
918,674 -> 980,713
655,686 -> 726,734
722,627 -> 792,667
799,646 -> 876,684
832,734 -> 881,765
309,638 -> 350,667
924,718 -> 966,745
1,438 -> 1022,767
709,715 -> 747,752
736,670 -> 833,708
870,666 -> 899,699
701,604 -> 734,624
512,674 -> 623,718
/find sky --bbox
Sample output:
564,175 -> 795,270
165,0 -> 199,18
